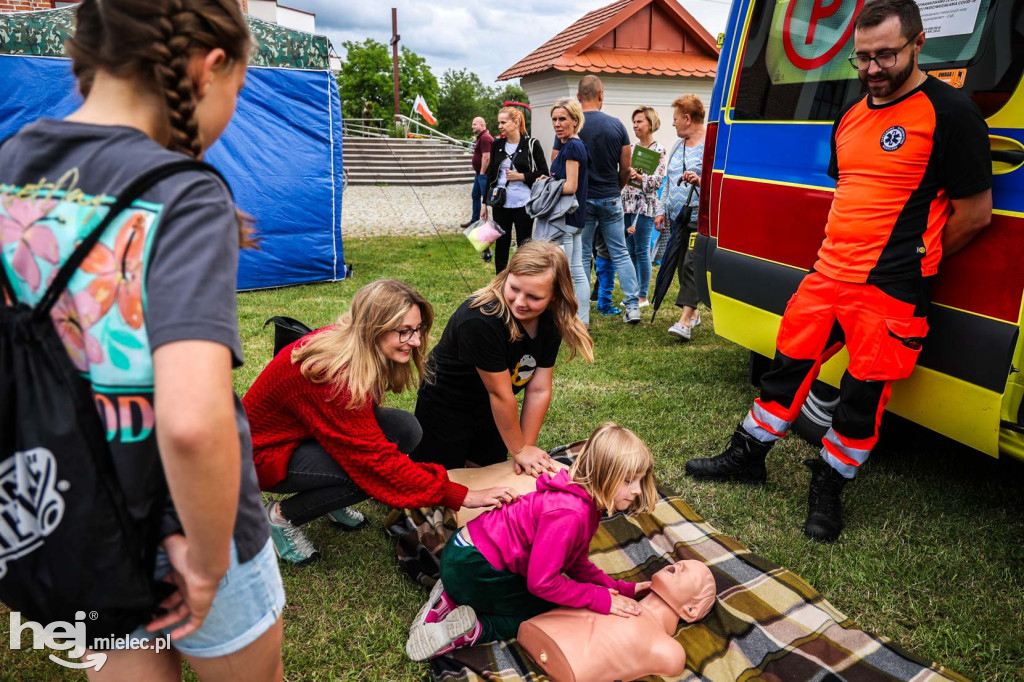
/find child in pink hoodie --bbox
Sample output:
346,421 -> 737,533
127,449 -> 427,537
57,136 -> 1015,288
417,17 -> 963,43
406,423 -> 659,660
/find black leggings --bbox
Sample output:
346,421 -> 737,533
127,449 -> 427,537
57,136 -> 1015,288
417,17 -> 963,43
268,407 -> 421,526
491,204 -> 533,274
410,406 -> 507,471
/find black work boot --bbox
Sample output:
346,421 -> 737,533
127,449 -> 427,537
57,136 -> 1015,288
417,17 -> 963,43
686,425 -> 771,484
803,458 -> 849,542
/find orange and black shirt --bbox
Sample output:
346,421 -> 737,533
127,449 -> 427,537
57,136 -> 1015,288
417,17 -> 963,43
815,76 -> 991,283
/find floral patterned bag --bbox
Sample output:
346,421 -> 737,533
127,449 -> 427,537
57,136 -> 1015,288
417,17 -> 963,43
0,159 -> 222,640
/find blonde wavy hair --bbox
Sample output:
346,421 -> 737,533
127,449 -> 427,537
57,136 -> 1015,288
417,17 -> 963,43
291,279 -> 433,409
569,422 -> 657,516
470,241 -> 594,362
551,97 -> 585,135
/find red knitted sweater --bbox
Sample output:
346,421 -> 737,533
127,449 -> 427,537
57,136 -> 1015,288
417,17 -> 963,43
242,337 -> 468,511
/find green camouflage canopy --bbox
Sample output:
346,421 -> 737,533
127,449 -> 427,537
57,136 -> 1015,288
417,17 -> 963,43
0,6 -> 330,70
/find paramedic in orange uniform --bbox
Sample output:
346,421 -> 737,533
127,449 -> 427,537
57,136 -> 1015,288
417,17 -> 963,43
686,0 -> 993,542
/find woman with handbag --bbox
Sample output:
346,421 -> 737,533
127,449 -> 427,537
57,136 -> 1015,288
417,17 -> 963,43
654,95 -> 706,341
622,106 -> 668,309
481,107 -> 550,274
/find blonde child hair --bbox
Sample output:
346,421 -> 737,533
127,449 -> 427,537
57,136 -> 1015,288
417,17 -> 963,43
470,241 -> 594,362
569,422 -> 657,516
291,279 -> 433,409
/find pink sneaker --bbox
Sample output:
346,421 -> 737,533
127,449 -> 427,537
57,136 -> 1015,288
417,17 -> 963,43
414,579 -> 457,625
406,605 -> 481,661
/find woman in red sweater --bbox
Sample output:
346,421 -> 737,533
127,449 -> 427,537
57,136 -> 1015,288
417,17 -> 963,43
244,279 -> 519,564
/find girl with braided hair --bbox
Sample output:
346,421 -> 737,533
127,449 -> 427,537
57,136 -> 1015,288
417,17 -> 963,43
0,0 -> 283,678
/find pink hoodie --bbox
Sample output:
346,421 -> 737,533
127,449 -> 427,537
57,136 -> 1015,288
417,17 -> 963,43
466,469 -> 637,614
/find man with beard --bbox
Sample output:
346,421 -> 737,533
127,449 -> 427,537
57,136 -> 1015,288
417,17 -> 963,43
685,0 -> 992,542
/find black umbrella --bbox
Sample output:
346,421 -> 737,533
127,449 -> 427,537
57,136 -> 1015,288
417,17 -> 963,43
650,185 -> 696,321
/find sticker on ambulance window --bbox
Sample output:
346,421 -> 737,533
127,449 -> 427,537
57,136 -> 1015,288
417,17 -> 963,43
919,0 -> 983,38
927,68 -> 967,88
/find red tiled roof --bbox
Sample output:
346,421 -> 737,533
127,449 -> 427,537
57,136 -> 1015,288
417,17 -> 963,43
497,0 -> 718,81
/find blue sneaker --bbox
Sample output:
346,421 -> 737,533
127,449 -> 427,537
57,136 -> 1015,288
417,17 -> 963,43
597,305 -> 622,316
266,502 -> 320,565
327,506 -> 368,531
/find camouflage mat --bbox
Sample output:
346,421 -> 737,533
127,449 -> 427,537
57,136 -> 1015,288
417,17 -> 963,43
385,450 -> 967,682
0,7 -> 330,70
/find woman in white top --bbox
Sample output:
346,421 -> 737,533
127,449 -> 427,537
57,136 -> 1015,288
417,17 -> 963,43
481,106 -> 550,274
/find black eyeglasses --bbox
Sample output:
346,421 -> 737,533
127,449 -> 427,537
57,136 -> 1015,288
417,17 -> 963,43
848,37 -> 915,71
393,325 -> 424,343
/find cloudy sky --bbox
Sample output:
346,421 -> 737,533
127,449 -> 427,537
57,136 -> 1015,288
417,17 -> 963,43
286,0 -> 732,84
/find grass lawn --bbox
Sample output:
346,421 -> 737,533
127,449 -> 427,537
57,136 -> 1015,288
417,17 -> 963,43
3,234 -> 1023,680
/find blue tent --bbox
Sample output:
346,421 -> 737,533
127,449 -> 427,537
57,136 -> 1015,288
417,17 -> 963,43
0,9 -> 345,290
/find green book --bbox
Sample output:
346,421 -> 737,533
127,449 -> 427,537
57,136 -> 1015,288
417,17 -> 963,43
629,145 -> 661,188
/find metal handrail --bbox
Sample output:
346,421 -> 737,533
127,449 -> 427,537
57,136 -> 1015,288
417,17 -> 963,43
342,118 -> 388,138
394,115 -> 473,151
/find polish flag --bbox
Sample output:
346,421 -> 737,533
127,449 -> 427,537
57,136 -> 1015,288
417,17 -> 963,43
412,94 -> 437,126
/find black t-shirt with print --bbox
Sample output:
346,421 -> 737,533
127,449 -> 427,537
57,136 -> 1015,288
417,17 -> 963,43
415,298 -> 562,433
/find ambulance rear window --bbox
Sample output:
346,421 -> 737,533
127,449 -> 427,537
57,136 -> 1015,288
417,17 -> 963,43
732,0 -> 1024,121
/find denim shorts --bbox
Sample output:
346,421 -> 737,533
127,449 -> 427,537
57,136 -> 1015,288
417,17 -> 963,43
122,538 -> 285,658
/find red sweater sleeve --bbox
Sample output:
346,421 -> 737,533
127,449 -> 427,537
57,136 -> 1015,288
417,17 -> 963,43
525,511 -> 615,614
294,381 -> 467,510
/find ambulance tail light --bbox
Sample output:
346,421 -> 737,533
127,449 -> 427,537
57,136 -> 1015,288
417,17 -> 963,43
697,122 -> 717,237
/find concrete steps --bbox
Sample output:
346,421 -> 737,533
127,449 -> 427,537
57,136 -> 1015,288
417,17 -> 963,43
343,137 -> 475,185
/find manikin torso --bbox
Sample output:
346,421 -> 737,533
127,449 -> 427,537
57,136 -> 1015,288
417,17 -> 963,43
517,560 -> 716,682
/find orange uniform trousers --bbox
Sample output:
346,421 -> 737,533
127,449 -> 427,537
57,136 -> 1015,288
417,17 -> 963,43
743,272 -> 930,478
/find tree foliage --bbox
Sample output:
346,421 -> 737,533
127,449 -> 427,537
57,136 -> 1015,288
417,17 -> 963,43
435,70 -> 531,140
336,39 -> 439,121
336,41 -> 531,139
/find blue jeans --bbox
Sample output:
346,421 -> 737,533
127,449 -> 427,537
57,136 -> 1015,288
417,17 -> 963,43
596,256 -> 615,309
625,212 -> 654,301
471,173 -> 487,222
558,230 -> 591,325
581,197 -> 639,310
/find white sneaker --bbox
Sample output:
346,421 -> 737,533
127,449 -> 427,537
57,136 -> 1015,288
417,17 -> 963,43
638,299 -> 650,308
690,313 -> 702,329
668,322 -> 691,341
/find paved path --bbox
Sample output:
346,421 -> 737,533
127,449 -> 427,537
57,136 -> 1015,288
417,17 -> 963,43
341,183 -> 475,237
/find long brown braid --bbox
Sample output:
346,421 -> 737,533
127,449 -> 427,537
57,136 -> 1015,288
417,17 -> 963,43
67,0 -> 256,246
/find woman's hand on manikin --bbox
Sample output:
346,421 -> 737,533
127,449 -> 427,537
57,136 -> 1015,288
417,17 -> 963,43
512,444 -> 559,477
462,486 -> 521,509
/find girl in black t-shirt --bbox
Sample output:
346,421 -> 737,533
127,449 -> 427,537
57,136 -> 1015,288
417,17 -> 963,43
412,242 -> 594,474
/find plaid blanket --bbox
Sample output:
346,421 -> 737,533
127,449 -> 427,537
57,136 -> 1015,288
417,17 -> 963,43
385,450 -> 966,682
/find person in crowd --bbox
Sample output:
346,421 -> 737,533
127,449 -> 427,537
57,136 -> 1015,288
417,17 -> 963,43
412,242 -> 594,471
547,98 -> 591,327
405,422 -> 657,660
0,0 -> 285,676
655,95 -> 705,341
576,75 -> 643,325
685,0 -> 992,542
622,106 -> 667,309
244,280 -> 521,565
462,116 -> 493,230
593,233 -> 619,315
480,107 -> 549,274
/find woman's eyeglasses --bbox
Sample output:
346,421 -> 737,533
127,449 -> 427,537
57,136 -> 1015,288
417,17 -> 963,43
393,325 -> 424,343
848,37 -> 914,71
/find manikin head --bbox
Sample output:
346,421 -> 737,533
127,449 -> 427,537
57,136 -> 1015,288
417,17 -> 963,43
651,559 -> 717,623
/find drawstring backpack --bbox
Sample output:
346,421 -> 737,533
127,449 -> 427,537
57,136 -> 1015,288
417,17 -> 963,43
0,158 -> 228,640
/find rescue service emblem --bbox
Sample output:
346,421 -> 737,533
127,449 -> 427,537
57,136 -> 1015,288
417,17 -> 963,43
880,126 -> 906,152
